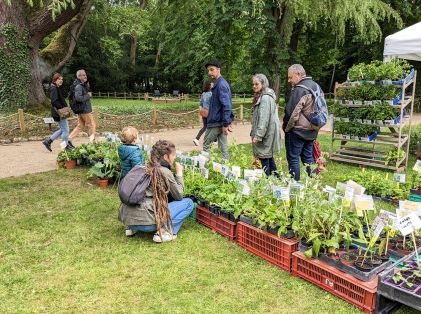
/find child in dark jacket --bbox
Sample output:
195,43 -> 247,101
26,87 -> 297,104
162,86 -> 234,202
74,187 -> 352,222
118,126 -> 145,178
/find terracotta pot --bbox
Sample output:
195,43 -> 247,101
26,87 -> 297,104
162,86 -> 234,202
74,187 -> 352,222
97,178 -> 109,188
65,159 -> 77,169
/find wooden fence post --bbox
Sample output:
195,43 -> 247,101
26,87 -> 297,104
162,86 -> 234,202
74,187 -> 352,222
114,91 -> 117,98
98,91 -> 101,98
107,92 -> 110,98
124,92 -> 126,99
144,92 -> 149,101
92,111 -> 99,128
137,92 -> 140,100
240,104 -> 244,121
18,108 -> 25,132
152,108 -> 157,124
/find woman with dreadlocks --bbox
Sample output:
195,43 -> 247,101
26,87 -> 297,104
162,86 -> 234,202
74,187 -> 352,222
118,140 -> 194,242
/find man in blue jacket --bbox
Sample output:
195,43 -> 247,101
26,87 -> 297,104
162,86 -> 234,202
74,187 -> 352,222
203,60 -> 233,160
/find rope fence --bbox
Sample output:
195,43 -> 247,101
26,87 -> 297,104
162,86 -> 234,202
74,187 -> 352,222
0,105 -> 251,140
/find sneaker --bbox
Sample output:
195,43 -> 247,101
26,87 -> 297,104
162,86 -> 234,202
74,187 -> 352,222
153,232 -> 177,243
193,139 -> 200,146
67,140 -> 75,149
125,228 -> 135,237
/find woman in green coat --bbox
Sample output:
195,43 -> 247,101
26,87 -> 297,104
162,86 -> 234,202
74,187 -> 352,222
250,73 -> 281,176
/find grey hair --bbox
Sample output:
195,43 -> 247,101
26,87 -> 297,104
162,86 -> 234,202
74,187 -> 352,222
76,69 -> 86,78
252,73 -> 270,92
288,64 -> 306,77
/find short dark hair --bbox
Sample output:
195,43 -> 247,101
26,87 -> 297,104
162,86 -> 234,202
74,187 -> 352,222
202,81 -> 212,92
205,59 -> 221,69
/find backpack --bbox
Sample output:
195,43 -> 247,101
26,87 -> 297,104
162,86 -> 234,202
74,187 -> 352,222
118,165 -> 151,206
68,80 -> 84,114
296,83 -> 328,130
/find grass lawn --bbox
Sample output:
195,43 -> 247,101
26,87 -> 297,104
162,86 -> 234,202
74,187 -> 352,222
1,169 -> 416,314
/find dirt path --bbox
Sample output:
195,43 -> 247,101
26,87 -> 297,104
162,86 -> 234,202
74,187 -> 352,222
2,113 -> 421,179
0,123 -> 254,179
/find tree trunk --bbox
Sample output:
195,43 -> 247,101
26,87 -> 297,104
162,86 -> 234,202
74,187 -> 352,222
129,31 -> 137,70
1,0 -> 93,107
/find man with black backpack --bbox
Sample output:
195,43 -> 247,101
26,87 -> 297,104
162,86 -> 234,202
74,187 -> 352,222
68,69 -> 96,143
283,64 -> 328,181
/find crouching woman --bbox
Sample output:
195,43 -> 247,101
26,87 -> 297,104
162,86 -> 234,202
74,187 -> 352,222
118,140 -> 194,243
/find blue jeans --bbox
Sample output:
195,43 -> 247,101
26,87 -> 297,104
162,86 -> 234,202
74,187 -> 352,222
260,157 -> 278,176
128,198 -> 194,235
285,132 -> 314,181
50,119 -> 69,144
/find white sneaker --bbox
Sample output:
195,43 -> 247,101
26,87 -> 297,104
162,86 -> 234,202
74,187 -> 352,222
153,232 -> 177,243
193,139 -> 200,146
125,228 -> 135,236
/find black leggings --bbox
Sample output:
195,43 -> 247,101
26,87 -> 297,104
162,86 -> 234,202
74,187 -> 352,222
195,117 -> 207,140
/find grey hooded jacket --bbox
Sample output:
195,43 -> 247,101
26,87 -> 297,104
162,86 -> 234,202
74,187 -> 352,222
250,89 -> 281,159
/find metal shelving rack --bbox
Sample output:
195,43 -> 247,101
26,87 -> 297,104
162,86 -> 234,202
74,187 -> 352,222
330,70 -> 417,171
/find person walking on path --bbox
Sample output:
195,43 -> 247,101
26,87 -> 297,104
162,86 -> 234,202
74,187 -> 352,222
193,81 -> 213,146
118,140 -> 193,242
69,69 -> 96,143
42,73 -> 72,152
250,74 -> 281,176
203,60 -> 233,160
283,64 -> 319,181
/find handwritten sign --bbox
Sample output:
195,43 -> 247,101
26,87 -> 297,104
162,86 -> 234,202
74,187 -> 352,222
395,213 -> 421,236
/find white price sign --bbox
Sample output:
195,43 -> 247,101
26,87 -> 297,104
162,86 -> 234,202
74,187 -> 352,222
395,213 -> 421,236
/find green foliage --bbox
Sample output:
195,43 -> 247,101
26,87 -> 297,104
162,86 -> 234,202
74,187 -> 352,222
0,24 -> 31,111
347,59 -> 411,81
334,121 -> 377,137
337,84 -> 399,101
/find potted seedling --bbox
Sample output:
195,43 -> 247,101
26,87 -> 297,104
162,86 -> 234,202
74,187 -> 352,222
57,149 -> 78,169
87,159 -> 117,188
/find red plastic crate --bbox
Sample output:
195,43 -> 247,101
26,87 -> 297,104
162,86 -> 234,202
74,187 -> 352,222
292,251 -> 377,314
196,205 -> 212,229
236,222 -> 298,272
211,214 -> 236,241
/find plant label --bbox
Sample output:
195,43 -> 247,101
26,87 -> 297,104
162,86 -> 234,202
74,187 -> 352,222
395,213 -> 421,236
347,180 -> 365,196
200,168 -> 209,179
198,155 -> 208,169
354,194 -> 374,216
291,183 -> 305,199
272,186 -> 290,206
225,171 -> 235,181
335,182 -> 346,197
254,169 -> 264,178
371,217 -> 385,237
200,151 -> 209,158
343,186 -> 355,208
213,162 -> 222,173
323,185 -> 336,201
191,156 -> 199,167
237,179 -> 250,196
231,166 -> 241,178
221,165 -> 228,176
393,173 -> 406,183
379,209 -> 397,226
398,200 -> 421,217
244,169 -> 257,182
413,160 -> 421,173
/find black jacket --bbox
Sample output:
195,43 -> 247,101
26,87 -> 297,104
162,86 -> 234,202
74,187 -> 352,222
283,77 -> 319,141
73,79 -> 92,114
50,84 -> 68,122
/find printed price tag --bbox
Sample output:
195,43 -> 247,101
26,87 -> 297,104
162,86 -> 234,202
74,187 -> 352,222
379,209 -> 397,226
254,169 -> 264,178
393,173 -> 406,183
395,213 -> 421,236
273,186 -> 290,206
354,195 -> 374,211
231,166 -> 241,178
198,155 -> 208,169
343,186 -> 355,208
244,169 -> 257,182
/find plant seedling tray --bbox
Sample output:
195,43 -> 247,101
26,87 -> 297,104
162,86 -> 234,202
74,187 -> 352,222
196,205 -> 236,241
196,205 -> 212,229
319,250 -> 391,282
236,222 -> 298,272
292,251 -> 378,313
377,250 -> 421,312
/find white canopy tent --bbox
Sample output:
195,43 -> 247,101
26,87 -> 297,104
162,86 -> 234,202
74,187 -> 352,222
383,22 -> 421,62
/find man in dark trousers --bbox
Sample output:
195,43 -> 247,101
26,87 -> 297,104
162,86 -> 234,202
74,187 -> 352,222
283,64 -> 319,181
203,60 -> 233,160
